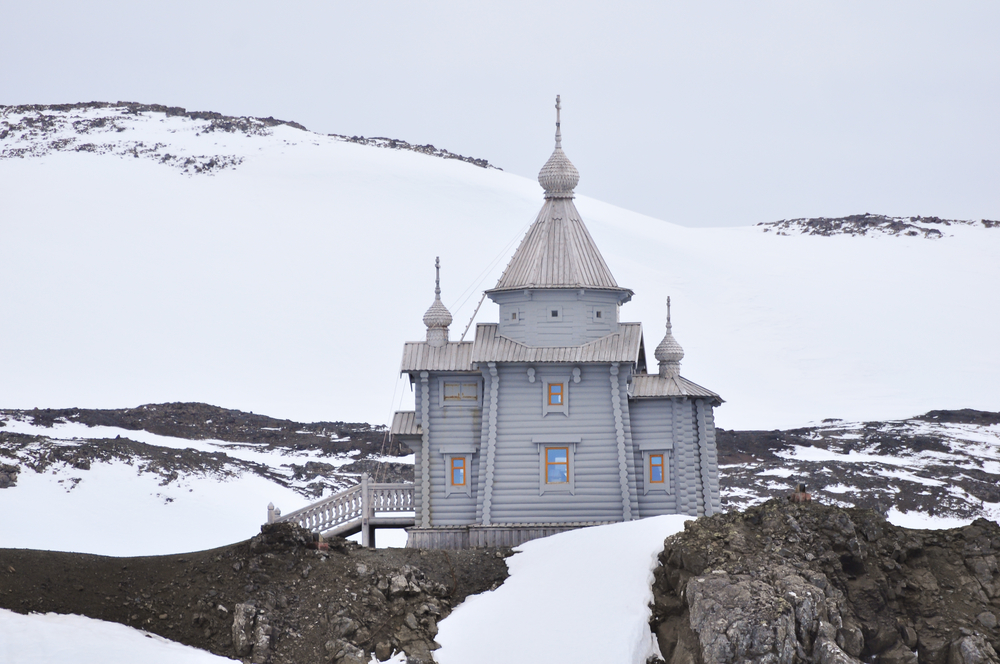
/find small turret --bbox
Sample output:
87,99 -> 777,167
422,257 -> 452,347
654,297 -> 685,378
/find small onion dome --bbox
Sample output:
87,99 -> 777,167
423,257 -> 452,347
538,95 -> 579,199
655,297 -> 684,377
423,298 -> 452,329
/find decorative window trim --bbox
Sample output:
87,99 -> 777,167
438,377 -> 482,408
443,454 -> 473,497
542,377 -> 570,416
640,443 -> 673,495
533,436 -> 580,495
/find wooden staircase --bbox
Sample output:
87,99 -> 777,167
267,474 -> 414,547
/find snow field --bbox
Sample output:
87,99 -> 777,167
434,515 -> 693,664
0,609 -> 238,664
1,107 -> 998,430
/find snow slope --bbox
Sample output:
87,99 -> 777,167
0,410 -> 411,555
435,515 -> 691,664
0,609 -> 238,664
2,104 -> 998,430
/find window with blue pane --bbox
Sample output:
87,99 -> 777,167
546,447 -> 569,484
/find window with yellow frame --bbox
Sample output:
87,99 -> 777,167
545,447 -> 569,484
648,453 -> 665,484
641,447 -> 672,494
547,383 -> 564,407
450,457 -> 466,486
542,377 -> 570,416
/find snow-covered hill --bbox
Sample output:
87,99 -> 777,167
3,103 -> 998,432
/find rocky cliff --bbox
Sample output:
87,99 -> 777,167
650,501 -> 1000,664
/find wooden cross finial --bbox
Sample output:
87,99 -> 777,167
434,257 -> 441,298
555,95 -> 562,148
666,296 -> 672,328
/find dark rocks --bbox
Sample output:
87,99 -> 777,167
756,214 -> 998,239
717,411 -> 1000,522
248,522 -> 313,554
650,501 -> 1000,664
0,464 -> 18,488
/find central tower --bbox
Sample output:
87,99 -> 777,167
486,96 -> 633,347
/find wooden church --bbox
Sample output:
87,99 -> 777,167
391,98 -> 722,549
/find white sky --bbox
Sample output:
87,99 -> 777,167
3,1 -> 999,227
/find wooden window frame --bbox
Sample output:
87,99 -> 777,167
545,447 -> 569,485
441,445 -> 478,498
534,436 -> 579,495
648,454 -> 665,484
542,377 -> 570,416
450,456 -> 466,486
438,377 -> 482,408
640,443 -> 673,495
547,306 -> 563,322
548,383 -> 564,407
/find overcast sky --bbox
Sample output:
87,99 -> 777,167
3,1 -> 998,227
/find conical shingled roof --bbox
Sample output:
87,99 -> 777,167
488,197 -> 628,293
487,97 -> 631,298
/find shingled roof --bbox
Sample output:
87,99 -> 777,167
470,323 -> 643,364
487,197 -> 632,296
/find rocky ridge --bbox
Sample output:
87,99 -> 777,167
758,214 -> 999,238
0,402 -> 413,499
0,102 -> 498,174
650,500 -> 1000,664
717,410 -> 1000,523
2,405 -> 998,524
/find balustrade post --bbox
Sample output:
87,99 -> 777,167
361,473 -> 372,548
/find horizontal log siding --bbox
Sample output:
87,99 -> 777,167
630,399 -> 679,517
493,290 -> 622,347
488,363 -> 628,524
420,375 -> 481,526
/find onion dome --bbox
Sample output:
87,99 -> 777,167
537,95 -> 579,199
423,257 -> 452,347
655,297 -> 685,378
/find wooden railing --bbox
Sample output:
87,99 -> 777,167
267,474 -> 414,546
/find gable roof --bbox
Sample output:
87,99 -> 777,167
400,341 -> 475,372
470,323 -> 643,364
390,410 -> 421,437
487,197 -> 632,297
629,374 -> 723,405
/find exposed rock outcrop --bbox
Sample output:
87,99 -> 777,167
650,501 -> 1000,664
0,522 -> 511,664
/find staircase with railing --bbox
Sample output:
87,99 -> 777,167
267,474 -> 414,547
